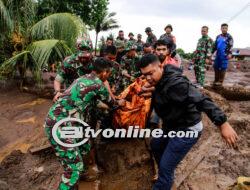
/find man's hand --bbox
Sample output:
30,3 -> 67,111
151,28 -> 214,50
140,83 -> 155,98
97,101 -> 109,110
53,92 -> 62,102
117,99 -> 126,107
220,122 -> 239,147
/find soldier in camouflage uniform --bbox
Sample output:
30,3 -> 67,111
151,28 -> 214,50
103,45 -> 123,95
53,37 -> 93,102
115,30 -> 127,46
193,26 -> 213,87
120,44 -> 141,89
145,27 -> 157,47
127,32 -> 136,45
44,58 -> 112,190
135,34 -> 145,54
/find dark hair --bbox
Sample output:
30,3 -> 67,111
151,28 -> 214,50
137,54 -> 159,69
221,23 -> 228,27
202,26 -> 209,30
105,45 -> 117,55
119,30 -> 124,33
143,43 -> 152,48
92,57 -> 112,73
106,37 -> 113,41
154,39 -> 173,50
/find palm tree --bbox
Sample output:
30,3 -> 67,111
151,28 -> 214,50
0,0 -> 13,34
94,11 -> 119,55
0,0 -> 88,87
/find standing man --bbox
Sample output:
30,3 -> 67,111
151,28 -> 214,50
126,32 -> 137,52
120,44 -> 141,90
159,24 -> 177,52
104,46 -> 123,95
193,26 -> 213,88
100,37 -> 114,57
53,38 -> 93,102
127,32 -> 136,43
138,54 -> 238,190
115,30 -> 127,45
145,27 -> 157,47
115,41 -> 126,64
154,39 -> 178,67
136,34 -> 145,54
213,23 -> 234,86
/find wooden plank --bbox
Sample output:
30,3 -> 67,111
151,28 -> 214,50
29,143 -> 52,154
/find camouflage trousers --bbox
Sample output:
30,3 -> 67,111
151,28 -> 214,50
44,124 -> 91,190
194,60 -> 206,86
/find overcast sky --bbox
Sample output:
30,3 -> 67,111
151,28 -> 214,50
89,0 -> 250,52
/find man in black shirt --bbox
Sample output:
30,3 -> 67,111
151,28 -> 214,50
138,54 -> 238,190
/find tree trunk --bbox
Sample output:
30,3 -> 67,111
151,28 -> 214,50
95,32 -> 99,56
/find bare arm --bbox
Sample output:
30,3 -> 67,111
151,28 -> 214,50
53,79 -> 63,102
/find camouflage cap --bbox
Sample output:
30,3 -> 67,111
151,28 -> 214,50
76,36 -> 93,51
128,32 -> 134,36
76,51 -> 92,62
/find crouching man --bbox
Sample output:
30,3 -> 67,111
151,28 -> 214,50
44,58 -> 113,190
137,54 -> 238,190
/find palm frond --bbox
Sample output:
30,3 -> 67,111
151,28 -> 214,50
0,0 -> 13,34
0,51 -> 33,78
108,12 -> 116,18
27,39 -> 72,70
0,39 -> 72,83
31,13 -> 88,50
4,0 -> 36,35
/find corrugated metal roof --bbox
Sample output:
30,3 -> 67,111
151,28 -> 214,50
233,48 -> 250,56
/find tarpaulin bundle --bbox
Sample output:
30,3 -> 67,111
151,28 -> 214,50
113,78 -> 151,129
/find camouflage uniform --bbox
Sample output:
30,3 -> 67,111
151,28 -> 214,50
108,61 -> 123,95
120,54 -> 141,89
55,37 -> 93,88
126,39 -> 136,48
193,35 -> 213,86
115,37 -> 127,47
55,53 -> 92,88
146,34 -> 157,47
135,40 -> 145,54
44,73 -> 110,190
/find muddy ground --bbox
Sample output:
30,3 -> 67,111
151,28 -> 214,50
0,65 -> 249,190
